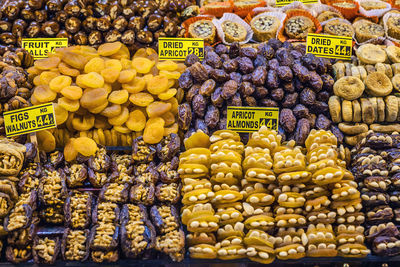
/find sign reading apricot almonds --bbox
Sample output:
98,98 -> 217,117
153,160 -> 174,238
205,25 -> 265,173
275,0 -> 318,7
22,38 -> 68,59
227,106 -> 279,133
158,37 -> 204,61
306,33 -> 352,60
4,103 -> 56,137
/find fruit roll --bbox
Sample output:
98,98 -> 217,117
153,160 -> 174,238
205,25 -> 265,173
132,136 -> 156,163
38,168 -> 68,207
134,162 -> 159,184
61,228 -> 90,262
92,200 -> 120,225
129,183 -> 155,205
155,182 -> 181,204
157,157 -> 180,184
32,236 -> 61,264
63,163 -> 88,188
5,245 -> 32,263
87,147 -> 112,173
150,204 -> 180,234
89,223 -> 119,252
64,191 -> 93,229
156,133 -> 180,162
4,191 -> 37,232
98,182 -> 129,204
91,249 -> 119,263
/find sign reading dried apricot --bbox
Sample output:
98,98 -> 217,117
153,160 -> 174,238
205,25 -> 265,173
275,0 -> 318,6
306,33 -> 352,60
4,103 -> 56,137
158,37 -> 204,61
227,106 -> 279,133
22,38 -> 68,59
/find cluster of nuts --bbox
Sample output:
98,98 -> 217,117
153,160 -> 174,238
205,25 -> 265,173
177,39 -> 337,143
29,42 -> 184,151
0,0 -> 195,51
329,44 -> 400,145
352,131 -> 400,256
32,236 -> 60,264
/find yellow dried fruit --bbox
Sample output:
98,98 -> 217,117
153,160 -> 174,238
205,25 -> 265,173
121,58 -> 132,70
75,75 -> 85,88
101,104 -> 122,118
33,76 -> 42,86
146,101 -> 171,117
132,57 -> 154,74
30,94 -> 41,105
123,77 -> 146,93
58,62 -> 80,77
60,86 -> 83,100
39,71 -> 59,85
89,100 -> 108,114
101,68 -> 120,83
166,97 -> 178,114
147,75 -> 169,95
118,69 -> 136,83
143,117 -> 165,144
53,103 -> 68,125
62,51 -> 88,70
108,90 -> 128,104
161,111 -> 175,126
156,60 -> 178,71
49,75 -> 72,92
34,57 -> 61,70
84,57 -> 105,73
73,137 -> 98,156
72,114 -> 95,131
58,97 -> 80,112
33,85 -> 57,102
104,83 -> 112,94
80,88 -> 108,109
98,42 -> 122,56
111,44 -> 130,60
159,70 -> 181,80
114,125 -> 131,134
37,130 -> 56,152
108,106 -> 129,126
126,109 -> 146,131
158,88 -> 177,100
129,92 -> 154,107
134,48 -> 147,58
105,59 -> 123,71
27,66 -> 42,76
64,138 -> 78,162
164,122 -> 178,136
94,115 -> 112,129
80,72 -> 105,88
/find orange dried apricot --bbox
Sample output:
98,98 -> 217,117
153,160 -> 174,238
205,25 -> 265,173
103,83 -> 112,94
166,97 -> 178,114
129,92 -> 154,107
101,68 -> 120,83
33,85 -> 57,102
84,57 -> 105,73
73,137 -> 98,157
33,76 -> 42,86
75,75 -> 85,88
66,113 -> 75,132
164,122 -> 178,136
80,72 -> 104,88
49,75 -> 72,92
105,59 -> 122,71
168,79 -> 175,88
34,57 -> 61,70
30,94 -> 41,105
159,70 -> 181,80
147,75 -> 169,95
100,104 -> 122,118
37,130 -> 56,153
114,125 -> 131,134
110,129 -> 118,146
27,66 -> 42,76
177,63 -> 186,73
64,138 -> 78,162
80,87 -> 108,109
143,74 -> 153,85
97,129 -> 106,145
62,51 -> 88,70
94,115 -> 112,129
123,77 -> 146,93
132,57 -> 154,74
126,109 -> 146,131
108,106 -> 129,126
143,117 -> 165,144
39,71 -> 59,85
72,114 -> 95,131
158,88 -> 177,100
58,62 -> 80,77
89,100 -> 108,114
53,103 -> 68,125
146,101 -> 171,117
156,60 -> 178,71
184,130 -> 211,149
98,42 -> 122,56
60,86 -> 83,100
121,58 -> 132,70
133,48 -> 147,58
161,111 -> 175,126
118,69 -> 136,83
110,44 -> 130,60
108,90 -> 128,104
58,97 -> 80,112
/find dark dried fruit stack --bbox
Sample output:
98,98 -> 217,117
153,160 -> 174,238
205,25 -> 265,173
0,0 -> 196,52
177,39 -> 340,144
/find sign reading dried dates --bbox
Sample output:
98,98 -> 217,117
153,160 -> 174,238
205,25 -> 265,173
306,34 -> 352,60
275,0 -> 318,7
227,106 -> 279,132
22,38 -> 68,59
4,103 -> 56,137
159,37 -> 204,60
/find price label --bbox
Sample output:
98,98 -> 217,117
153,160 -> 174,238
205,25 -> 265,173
158,37 -> 204,61
21,38 -> 68,59
227,106 -> 279,133
306,33 -> 352,60
4,103 -> 56,137
276,0 -> 318,7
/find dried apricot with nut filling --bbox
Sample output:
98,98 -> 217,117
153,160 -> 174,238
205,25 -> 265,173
129,92 -> 154,107
126,109 -> 146,131
143,117 -> 165,144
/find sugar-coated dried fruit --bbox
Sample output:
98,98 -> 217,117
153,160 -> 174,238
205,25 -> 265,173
132,57 -> 155,74
73,137 -> 98,156
108,107 -> 129,126
58,97 -> 80,112
123,77 -> 146,93
146,101 -> 171,117
147,75 -> 169,95
129,92 -> 154,107
53,103 -> 68,125
60,86 -> 83,100
84,57 -> 105,73
81,72 -> 105,88
37,130 -> 56,153
98,42 -> 122,56
101,104 -> 122,118
108,90 -> 129,104
118,70 -> 136,84
80,88 -> 108,109
143,117 -> 165,144
33,85 -> 57,102
126,110 -> 146,131
64,138 -> 78,162
158,88 -> 177,100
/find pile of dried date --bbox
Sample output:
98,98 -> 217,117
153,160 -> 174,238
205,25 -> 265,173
178,39 -> 341,145
0,0 -> 196,51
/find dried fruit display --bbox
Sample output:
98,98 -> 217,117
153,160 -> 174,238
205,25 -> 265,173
0,0 -> 196,51
29,42 -> 184,149
177,39 -> 337,143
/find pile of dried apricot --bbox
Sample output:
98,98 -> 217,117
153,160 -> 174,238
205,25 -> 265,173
28,42 -> 185,148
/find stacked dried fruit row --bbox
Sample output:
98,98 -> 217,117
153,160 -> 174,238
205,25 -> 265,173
352,131 -> 400,257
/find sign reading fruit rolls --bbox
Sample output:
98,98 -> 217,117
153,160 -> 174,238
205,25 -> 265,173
306,33 -> 352,60
227,106 -> 279,133
158,37 -> 204,61
275,0 -> 318,7
21,38 -> 68,59
4,103 -> 56,137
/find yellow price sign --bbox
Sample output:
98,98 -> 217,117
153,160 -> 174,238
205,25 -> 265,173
158,37 -> 204,61
306,33 -> 352,60
4,103 -> 56,137
22,38 -> 68,59
276,0 -> 318,7
227,106 -> 279,133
